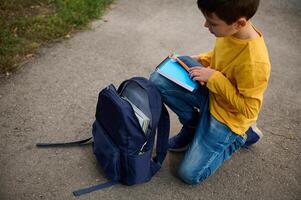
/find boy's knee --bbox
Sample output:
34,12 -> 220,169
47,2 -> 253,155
177,164 -> 211,185
177,164 -> 200,185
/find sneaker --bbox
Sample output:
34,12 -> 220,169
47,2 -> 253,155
169,126 -> 195,152
243,124 -> 263,146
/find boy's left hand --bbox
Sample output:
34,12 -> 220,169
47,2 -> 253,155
189,67 -> 216,84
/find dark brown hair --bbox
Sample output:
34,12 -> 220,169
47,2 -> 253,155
197,0 -> 260,24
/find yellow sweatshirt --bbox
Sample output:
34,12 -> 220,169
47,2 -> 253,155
199,33 -> 270,135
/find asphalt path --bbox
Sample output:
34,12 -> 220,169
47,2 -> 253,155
0,0 -> 300,199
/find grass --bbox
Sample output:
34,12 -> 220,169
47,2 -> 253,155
0,0 -> 113,74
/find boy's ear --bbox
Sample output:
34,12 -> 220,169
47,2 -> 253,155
234,17 -> 247,30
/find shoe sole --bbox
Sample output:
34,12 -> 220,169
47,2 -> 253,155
251,124 -> 263,139
243,124 -> 264,147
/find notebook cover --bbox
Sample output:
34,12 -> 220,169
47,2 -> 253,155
156,57 -> 199,92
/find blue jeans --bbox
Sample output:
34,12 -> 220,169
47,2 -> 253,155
150,72 -> 246,184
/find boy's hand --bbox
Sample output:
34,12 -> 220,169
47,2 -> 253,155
189,67 -> 216,85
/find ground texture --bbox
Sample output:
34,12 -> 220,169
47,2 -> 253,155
0,0 -> 300,199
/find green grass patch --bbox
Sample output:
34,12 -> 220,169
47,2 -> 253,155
0,0 -> 113,73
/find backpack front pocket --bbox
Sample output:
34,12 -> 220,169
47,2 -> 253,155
124,149 -> 152,185
92,121 -> 120,181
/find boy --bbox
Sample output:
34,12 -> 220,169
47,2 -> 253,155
150,0 -> 270,184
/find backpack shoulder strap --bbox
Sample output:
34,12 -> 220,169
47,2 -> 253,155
36,137 -> 92,148
151,104 -> 170,175
72,180 -> 118,197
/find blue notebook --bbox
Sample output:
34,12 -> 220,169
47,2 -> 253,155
156,56 -> 200,92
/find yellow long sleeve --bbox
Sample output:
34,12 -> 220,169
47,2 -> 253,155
199,51 -> 213,67
204,34 -> 270,135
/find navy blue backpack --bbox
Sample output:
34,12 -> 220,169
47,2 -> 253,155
37,77 -> 170,196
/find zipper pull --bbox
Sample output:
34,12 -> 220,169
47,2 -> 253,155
139,141 -> 147,155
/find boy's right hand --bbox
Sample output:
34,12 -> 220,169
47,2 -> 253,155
189,67 -> 216,86
189,55 -> 205,85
